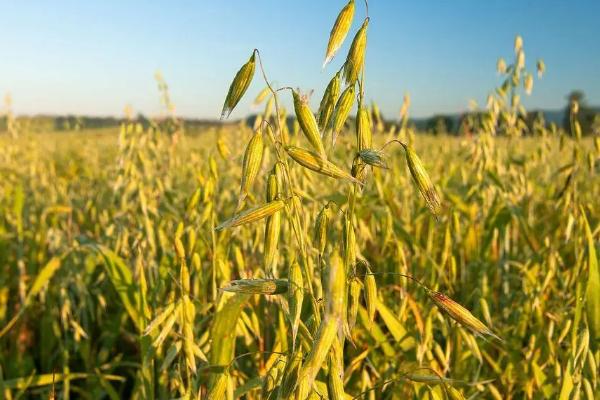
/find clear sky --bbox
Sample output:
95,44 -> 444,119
1,1 -> 599,120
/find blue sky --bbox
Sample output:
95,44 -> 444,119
1,1 -> 599,120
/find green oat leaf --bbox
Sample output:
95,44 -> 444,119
581,209 -> 600,349
87,244 -> 144,333
2,372 -> 124,390
0,257 -> 62,339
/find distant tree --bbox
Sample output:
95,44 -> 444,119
457,113 -> 474,137
136,113 -> 151,129
563,90 -> 596,136
529,111 -> 546,136
426,115 -> 453,135
592,114 -> 600,136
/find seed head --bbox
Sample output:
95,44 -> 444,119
292,90 -> 326,157
323,0 -> 356,67
364,270 -> 377,323
496,58 -> 507,74
318,71 -> 342,132
332,84 -> 356,136
286,146 -> 362,184
216,200 -> 285,231
326,252 -> 346,319
512,93 -> 521,108
263,173 -> 281,272
448,386 -> 466,400
288,261 -> 304,349
266,171 -> 278,202
516,50 -> 525,70
216,137 -> 230,160
537,59 -> 545,78
238,129 -> 264,209
182,298 -> 196,372
343,216 -> 356,268
221,51 -> 256,119
571,99 -> 579,115
344,18 -> 369,84
514,35 -> 523,54
221,279 -> 289,295
327,338 -> 346,400
253,86 -> 271,106
400,92 -> 411,120
371,101 -> 384,132
314,204 -> 330,255
428,291 -> 502,341
296,320 -> 337,399
356,102 -> 372,151
347,277 -> 362,331
174,237 -> 185,260
402,144 -> 442,217
524,74 -> 533,95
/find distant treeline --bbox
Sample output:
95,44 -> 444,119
412,107 -> 600,136
2,107 -> 599,136
0,114 -> 228,133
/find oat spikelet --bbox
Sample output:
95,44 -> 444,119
253,86 -> 271,105
448,386 -> 466,400
177,241 -> 197,373
428,290 -> 502,341
323,0 -> 356,68
286,146 -> 362,184
356,102 -> 372,151
174,236 -> 185,260
347,277 -> 362,331
216,137 -> 230,160
571,99 -> 579,115
182,298 -> 197,372
327,337 -> 346,400
331,84 -> 356,138
206,372 -> 229,400
314,204 -> 330,256
342,217 -> 356,268
263,172 -> 281,272
326,252 -> 346,319
216,200 -> 285,231
221,279 -> 288,295
496,58 -> 507,74
238,129 -> 264,209
292,90 -> 327,157
400,92 -> 411,120
296,320 -> 336,398
516,50 -> 525,70
514,35 -> 523,54
371,101 -> 384,132
318,71 -> 342,132
295,252 -> 345,399
364,269 -> 377,324
266,166 -> 278,202
537,59 -> 545,78
524,73 -> 533,95
343,18 -> 369,84
288,261 -> 303,350
401,143 -> 442,217
221,51 -> 256,119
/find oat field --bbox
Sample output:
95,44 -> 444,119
1,1 -> 599,399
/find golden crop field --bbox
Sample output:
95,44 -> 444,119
1,1 -> 599,399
